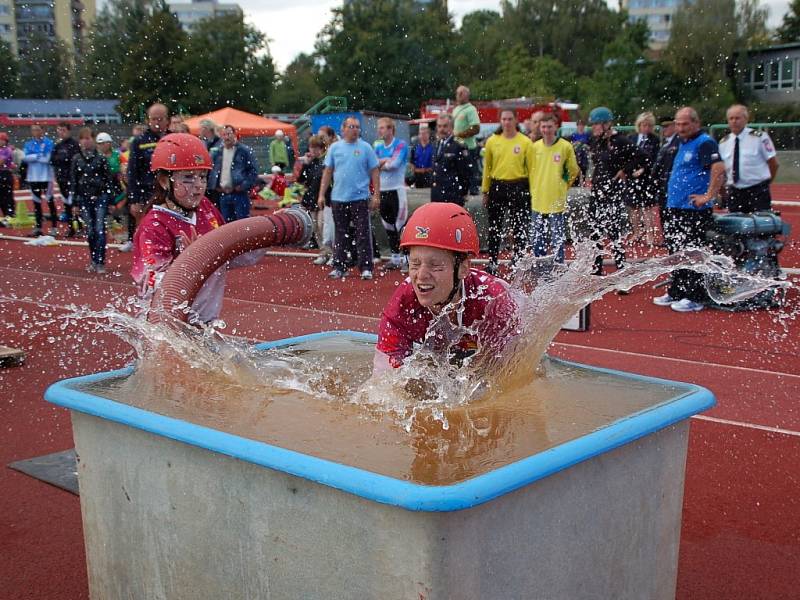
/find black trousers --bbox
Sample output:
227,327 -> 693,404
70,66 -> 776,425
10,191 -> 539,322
331,199 -> 373,272
664,207 -> 714,303
588,190 -> 626,274
0,171 -> 14,218
57,176 -> 80,232
727,181 -> 771,213
486,180 -> 531,265
379,189 -> 406,254
30,182 -> 58,230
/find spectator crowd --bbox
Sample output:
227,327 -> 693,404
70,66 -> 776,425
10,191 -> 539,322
0,91 -> 781,314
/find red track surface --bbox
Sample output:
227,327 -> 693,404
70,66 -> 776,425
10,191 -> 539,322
1,202 -> 799,599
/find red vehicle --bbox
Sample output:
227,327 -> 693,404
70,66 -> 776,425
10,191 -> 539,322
415,97 -> 580,135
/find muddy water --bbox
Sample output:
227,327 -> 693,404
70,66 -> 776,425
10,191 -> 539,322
77,336 -> 685,486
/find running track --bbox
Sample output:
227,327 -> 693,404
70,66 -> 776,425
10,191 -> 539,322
1,201 -> 799,599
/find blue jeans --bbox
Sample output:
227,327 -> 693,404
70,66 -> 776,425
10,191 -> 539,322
81,195 -> 108,265
531,211 -> 566,263
220,192 -> 250,222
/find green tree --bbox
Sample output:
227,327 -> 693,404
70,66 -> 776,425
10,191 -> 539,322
453,10 -> 505,88
181,13 -> 276,114
579,21 -> 650,120
470,45 -> 578,100
663,0 -> 767,107
77,0 -> 151,99
500,0 -> 625,77
777,0 -> 800,42
315,0 -> 456,115
118,2 -> 189,118
0,41 -> 18,98
272,53 -> 323,113
17,32 -> 73,98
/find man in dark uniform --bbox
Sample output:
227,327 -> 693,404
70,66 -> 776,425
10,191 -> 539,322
51,122 -> 80,236
431,114 -> 471,206
124,103 -> 169,250
586,106 -> 646,275
652,116 -> 680,238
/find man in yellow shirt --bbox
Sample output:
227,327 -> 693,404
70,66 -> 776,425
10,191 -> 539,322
530,113 -> 580,262
481,109 -> 536,274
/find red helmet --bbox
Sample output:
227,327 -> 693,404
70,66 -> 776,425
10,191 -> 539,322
400,202 -> 479,256
150,133 -> 212,172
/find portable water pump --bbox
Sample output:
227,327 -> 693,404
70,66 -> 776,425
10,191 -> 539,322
705,211 -> 791,310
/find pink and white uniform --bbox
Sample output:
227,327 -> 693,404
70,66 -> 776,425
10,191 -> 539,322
132,197 -> 226,322
375,269 -> 517,371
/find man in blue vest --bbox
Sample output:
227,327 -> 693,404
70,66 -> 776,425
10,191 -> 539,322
653,107 -> 726,313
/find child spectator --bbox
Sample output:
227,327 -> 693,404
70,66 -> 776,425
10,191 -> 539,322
270,164 -> 288,198
297,135 -> 332,261
0,132 -> 15,223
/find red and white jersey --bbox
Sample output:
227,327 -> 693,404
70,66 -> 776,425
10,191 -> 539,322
132,197 -> 225,322
375,269 -> 517,370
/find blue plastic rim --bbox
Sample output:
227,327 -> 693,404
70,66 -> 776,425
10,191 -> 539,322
45,330 -> 715,512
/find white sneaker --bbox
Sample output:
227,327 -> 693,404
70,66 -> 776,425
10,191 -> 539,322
361,270 -> 373,280
652,293 -> 676,306
95,264 -> 106,274
86,262 -> 96,273
328,269 -> 347,279
670,299 -> 705,312
119,241 -> 133,252
312,254 -> 329,265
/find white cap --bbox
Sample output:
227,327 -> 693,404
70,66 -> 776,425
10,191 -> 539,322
96,132 -> 113,143
271,165 -> 283,173
275,129 -> 284,137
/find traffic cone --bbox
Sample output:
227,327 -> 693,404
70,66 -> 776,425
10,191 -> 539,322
8,198 -> 35,228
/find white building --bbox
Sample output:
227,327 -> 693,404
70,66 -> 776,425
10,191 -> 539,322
168,0 -> 242,33
622,0 -> 683,50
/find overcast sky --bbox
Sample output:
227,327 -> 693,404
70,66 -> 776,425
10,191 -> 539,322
173,0 -> 790,71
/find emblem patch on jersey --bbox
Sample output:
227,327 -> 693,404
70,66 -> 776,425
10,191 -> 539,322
553,153 -> 562,163
415,226 -> 430,239
354,150 -> 361,156
513,145 -> 521,154
683,152 -> 693,162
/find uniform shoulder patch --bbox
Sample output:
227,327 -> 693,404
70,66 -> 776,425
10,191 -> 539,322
749,130 -> 764,137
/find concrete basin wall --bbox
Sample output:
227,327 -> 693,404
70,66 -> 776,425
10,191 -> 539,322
72,411 -> 689,600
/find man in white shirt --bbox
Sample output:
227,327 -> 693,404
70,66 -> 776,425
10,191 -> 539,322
718,104 -> 779,213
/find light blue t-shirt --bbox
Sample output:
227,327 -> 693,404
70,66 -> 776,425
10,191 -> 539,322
324,138 -> 379,202
374,137 -> 409,191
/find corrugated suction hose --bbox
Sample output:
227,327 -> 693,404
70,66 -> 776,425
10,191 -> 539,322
155,205 -> 314,322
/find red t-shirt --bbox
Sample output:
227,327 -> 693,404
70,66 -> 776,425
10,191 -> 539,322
270,174 -> 287,197
131,197 -> 224,291
376,269 -> 517,368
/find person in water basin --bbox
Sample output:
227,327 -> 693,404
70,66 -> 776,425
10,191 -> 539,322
132,133 -> 260,324
374,202 -> 518,374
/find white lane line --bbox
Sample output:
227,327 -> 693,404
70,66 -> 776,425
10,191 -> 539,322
551,342 -> 800,380
692,414 -> 800,437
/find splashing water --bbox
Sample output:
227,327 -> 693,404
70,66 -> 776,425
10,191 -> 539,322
21,241 -> 789,437
355,242 -> 791,430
